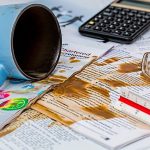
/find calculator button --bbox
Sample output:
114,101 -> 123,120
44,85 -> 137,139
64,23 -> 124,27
118,26 -> 125,31
144,15 -> 150,19
128,28 -> 135,33
99,23 -> 105,27
103,28 -> 111,33
123,23 -> 129,27
98,14 -> 103,19
103,19 -> 110,24
139,11 -> 146,15
113,9 -> 119,14
132,25 -> 139,29
126,20 -> 132,24
131,10 -> 138,14
123,32 -> 131,36
103,12 -> 114,17
116,18 -> 122,22
94,26 -> 102,31
88,21 -> 95,25
133,17 -> 138,21
105,8 -> 111,13
121,11 -> 126,15
94,17 -> 99,22
113,21 -> 119,26
129,12 -> 134,17
136,14 -> 142,18
108,16 -> 113,21
109,24 -> 115,29
137,21 -> 143,26
113,30 -> 121,35
141,18 -> 147,23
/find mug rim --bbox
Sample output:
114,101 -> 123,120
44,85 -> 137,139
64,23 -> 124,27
11,3 -> 62,81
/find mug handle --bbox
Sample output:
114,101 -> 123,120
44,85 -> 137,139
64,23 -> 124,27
0,64 -> 8,86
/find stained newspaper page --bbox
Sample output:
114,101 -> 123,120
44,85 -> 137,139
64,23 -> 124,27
0,0 -> 114,130
33,45 -> 150,150
0,109 -> 105,150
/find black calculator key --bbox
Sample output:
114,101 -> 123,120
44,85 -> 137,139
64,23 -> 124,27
123,23 -> 129,27
141,18 -> 147,23
98,14 -> 103,19
136,14 -> 142,18
94,26 -> 102,31
144,15 -> 150,19
113,21 -> 119,26
108,16 -> 113,21
117,14 -> 122,18
103,28 -> 111,33
126,20 -> 132,24
116,18 -> 122,22
137,21 -> 143,26
129,12 -> 134,17
103,12 -> 114,17
121,11 -> 126,15
113,9 -> 119,14
132,25 -> 139,29
99,23 -> 105,27
113,30 -> 121,35
128,28 -> 135,33
103,19 -> 110,24
109,24 -> 115,29
123,31 -> 131,36
133,17 -> 138,21
94,17 -> 99,22
118,26 -> 125,31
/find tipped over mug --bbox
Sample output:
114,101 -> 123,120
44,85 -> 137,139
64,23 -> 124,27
0,3 -> 62,86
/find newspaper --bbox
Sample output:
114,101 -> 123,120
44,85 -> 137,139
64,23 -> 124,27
0,0 -> 114,130
33,47 -> 150,150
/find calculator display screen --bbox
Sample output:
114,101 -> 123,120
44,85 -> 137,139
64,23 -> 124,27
119,0 -> 150,9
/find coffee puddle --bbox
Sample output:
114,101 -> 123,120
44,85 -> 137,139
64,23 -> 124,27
94,57 -> 121,66
118,62 -> 141,73
32,103 -> 75,126
40,75 -> 67,83
90,86 -> 110,98
140,73 -> 150,83
53,77 -> 90,98
82,105 -> 117,119
99,79 -> 129,88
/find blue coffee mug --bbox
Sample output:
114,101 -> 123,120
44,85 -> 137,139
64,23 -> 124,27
0,3 -> 62,86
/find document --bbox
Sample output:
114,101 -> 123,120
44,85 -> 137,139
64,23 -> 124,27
33,47 -> 150,150
0,109 -> 105,150
0,0 -> 114,130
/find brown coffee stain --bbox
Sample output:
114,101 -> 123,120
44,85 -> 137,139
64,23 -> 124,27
69,57 -> 76,60
32,103 -> 75,126
0,130 -> 14,138
99,78 -> 129,88
140,73 -> 150,83
0,109 -> 45,138
52,77 -> 90,98
40,75 -> 67,83
59,70 -> 66,73
94,57 -> 121,66
83,105 -> 117,119
118,62 -> 141,73
70,60 -> 81,63
90,86 -> 110,98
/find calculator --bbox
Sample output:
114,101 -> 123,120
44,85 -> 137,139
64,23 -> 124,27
79,0 -> 150,44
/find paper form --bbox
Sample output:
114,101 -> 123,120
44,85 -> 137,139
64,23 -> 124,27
0,109 -> 106,150
0,0 -> 114,130
33,47 -> 150,150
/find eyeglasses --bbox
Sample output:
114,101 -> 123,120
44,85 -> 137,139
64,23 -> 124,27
142,52 -> 150,78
